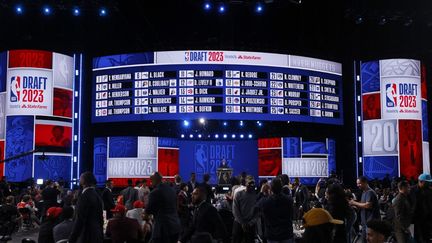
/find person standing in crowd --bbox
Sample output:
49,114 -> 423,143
301,208 -> 344,243
278,174 -> 292,196
365,219 -> 393,243
121,179 -> 138,210
410,173 -> 432,243
179,186 -> 228,243
174,174 -> 182,194
293,177 -> 310,219
38,207 -> 62,243
202,174 -> 214,203
257,177 -> 294,243
41,180 -> 60,217
138,179 -> 150,207
349,176 -> 381,243
0,196 -> 19,238
146,172 -> 181,243
53,206 -> 74,242
177,183 -> 190,232
106,204 -> 142,243
325,183 -> 353,243
69,171 -> 104,243
232,175 -> 258,243
187,172 -> 197,195
101,179 -> 115,219
392,180 -> 413,243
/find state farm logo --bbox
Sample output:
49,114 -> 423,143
385,83 -> 397,107
237,54 -> 262,60
10,76 -> 21,102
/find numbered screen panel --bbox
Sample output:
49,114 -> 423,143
92,51 -> 343,124
360,59 -> 430,179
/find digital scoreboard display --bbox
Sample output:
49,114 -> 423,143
92,51 -> 343,124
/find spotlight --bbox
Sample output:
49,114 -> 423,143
72,7 -> 80,16
203,2 -> 212,11
378,16 -> 387,25
218,4 -> 226,13
215,134 -> 219,138
183,120 -> 190,127
248,134 -> 253,138
189,134 -> 194,138
232,134 -> 236,138
15,5 -> 23,15
43,6 -> 51,15
223,134 -> 227,139
199,118 -> 205,124
198,134 -> 202,138
223,121 -> 228,126
255,3 -> 264,13
240,121 -> 244,127
355,16 -> 363,24
181,134 -> 185,138
99,7 -> 107,16
240,134 -> 244,138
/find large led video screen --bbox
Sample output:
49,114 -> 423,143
94,136 -> 336,186
360,59 -> 430,179
92,51 -> 343,125
0,50 -> 74,182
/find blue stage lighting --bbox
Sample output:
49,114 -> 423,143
232,134 -> 236,138
73,7 -> 80,16
255,3 -> 263,13
240,134 -> 244,138
198,134 -> 202,138
15,6 -> 23,14
189,134 -> 194,138
218,4 -> 225,13
181,134 -> 185,138
183,120 -> 190,127
223,121 -> 228,126
204,2 -> 212,10
199,118 -> 205,124
248,134 -> 253,138
215,134 -> 219,138
99,8 -> 107,16
43,6 -> 51,15
240,121 -> 244,126
223,134 -> 227,139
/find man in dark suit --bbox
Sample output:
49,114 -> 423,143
146,172 -> 181,243
120,179 -> 138,210
69,172 -> 104,243
187,172 -> 197,195
41,180 -> 60,217
101,180 -> 115,219
179,186 -> 228,243
293,178 -> 310,219
393,180 -> 413,243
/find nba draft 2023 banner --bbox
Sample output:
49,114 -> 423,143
0,50 -> 74,182
361,59 -> 429,179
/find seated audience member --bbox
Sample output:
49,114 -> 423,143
106,204 -> 142,243
301,208 -> 344,243
126,200 -> 145,227
17,194 -> 40,228
0,196 -> 19,238
38,207 -> 63,243
53,206 -> 74,242
366,219 -> 393,243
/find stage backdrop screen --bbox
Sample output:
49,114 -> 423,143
360,59 -> 430,179
92,51 -> 343,125
0,50 -> 74,182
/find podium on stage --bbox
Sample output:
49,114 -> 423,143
217,168 -> 233,185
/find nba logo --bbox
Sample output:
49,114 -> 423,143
10,76 -> 21,102
385,83 -> 397,107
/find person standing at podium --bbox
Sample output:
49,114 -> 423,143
218,159 -> 230,185
219,158 -> 229,168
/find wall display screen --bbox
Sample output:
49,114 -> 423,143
360,59 -> 430,179
92,51 -> 343,125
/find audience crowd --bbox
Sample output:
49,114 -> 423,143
0,170 -> 431,243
